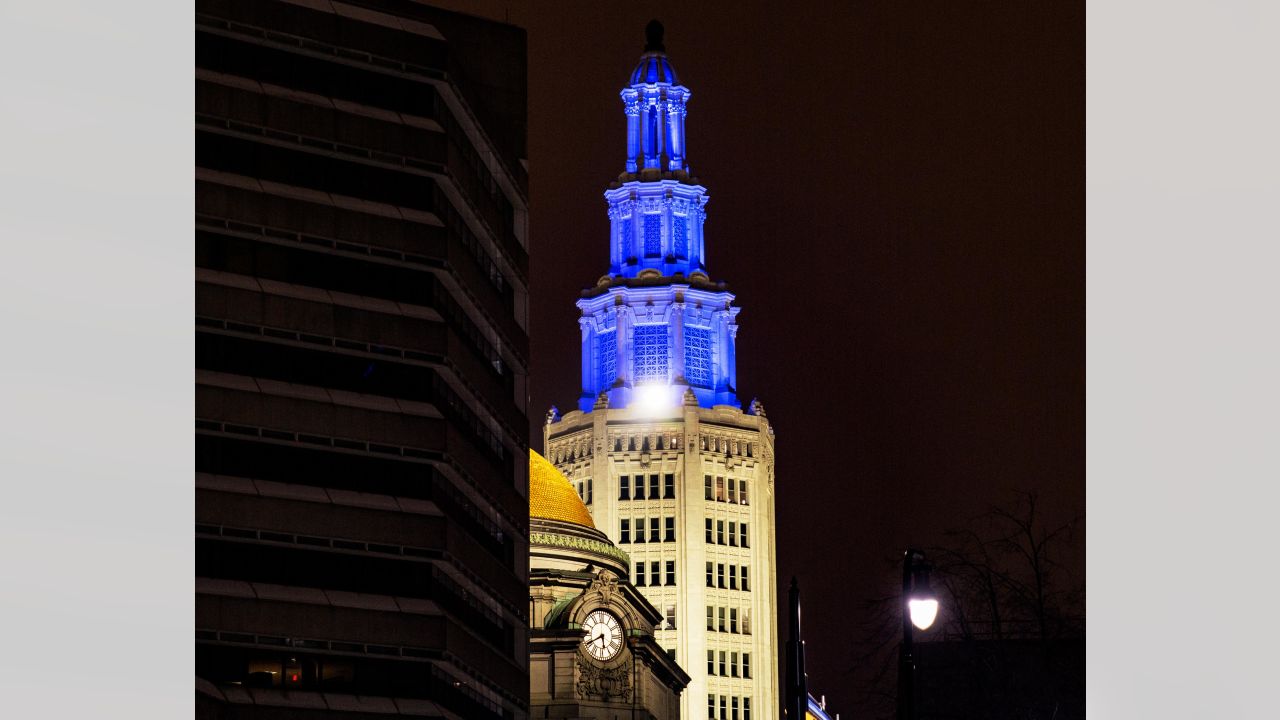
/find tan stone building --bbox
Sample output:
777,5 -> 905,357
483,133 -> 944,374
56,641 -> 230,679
529,449 -> 689,719
544,23 -> 780,720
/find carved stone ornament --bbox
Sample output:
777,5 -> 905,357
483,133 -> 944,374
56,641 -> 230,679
586,571 -> 619,605
576,655 -> 632,702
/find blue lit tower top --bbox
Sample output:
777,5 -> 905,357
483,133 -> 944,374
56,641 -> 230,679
576,21 -> 741,413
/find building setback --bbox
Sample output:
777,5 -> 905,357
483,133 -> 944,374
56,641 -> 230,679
546,21 -> 780,720
194,2 -> 530,718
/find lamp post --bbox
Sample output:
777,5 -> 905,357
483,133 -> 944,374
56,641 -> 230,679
898,548 -> 938,720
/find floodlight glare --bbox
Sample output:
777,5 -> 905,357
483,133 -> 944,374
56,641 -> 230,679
634,383 -> 669,416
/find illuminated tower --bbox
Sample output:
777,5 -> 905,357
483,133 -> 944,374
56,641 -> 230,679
546,21 -> 780,720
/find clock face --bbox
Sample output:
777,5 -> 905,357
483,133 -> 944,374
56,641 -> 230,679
581,609 -> 623,661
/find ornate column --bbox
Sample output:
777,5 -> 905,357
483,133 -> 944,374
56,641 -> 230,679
623,91 -> 640,173
671,298 -> 687,384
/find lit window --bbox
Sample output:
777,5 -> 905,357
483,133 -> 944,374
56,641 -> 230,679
643,213 -> 661,257
595,330 -> 616,391
633,324 -> 669,382
716,477 -> 726,502
740,479 -> 748,505
684,326 -> 712,387
666,605 -> 676,630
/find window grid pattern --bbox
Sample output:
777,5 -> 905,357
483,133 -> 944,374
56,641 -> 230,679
643,213 -> 662,257
594,331 -> 616,391
621,217 -> 633,259
633,324 -> 669,382
673,214 -> 688,258
684,325 -> 713,387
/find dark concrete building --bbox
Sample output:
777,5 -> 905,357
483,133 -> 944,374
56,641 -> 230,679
194,2 -> 530,718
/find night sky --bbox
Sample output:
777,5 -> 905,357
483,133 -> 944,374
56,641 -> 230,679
435,1 -> 1083,714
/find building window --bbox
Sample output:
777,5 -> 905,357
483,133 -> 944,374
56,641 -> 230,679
740,479 -> 749,505
718,607 -> 725,632
673,214 -> 688,258
587,478 -> 593,504
684,325 -> 712,387
706,606 -> 714,631
704,475 -> 713,500
620,475 -> 630,500
707,650 -> 715,675
705,518 -> 713,543
620,519 -> 630,544
650,517 -> 660,542
649,474 -> 660,499
595,330 -> 616,391
719,651 -> 726,676
717,563 -> 725,588
633,324 -> 669,382
666,605 -> 677,630
744,698 -> 751,720
731,651 -> 739,677
729,565 -> 737,590
740,523 -> 748,548
743,608 -> 752,635
635,563 -> 645,587
634,517 -> 646,543
717,520 -> 724,545
650,561 -> 660,587
720,695 -> 727,720
664,473 -> 676,498
666,560 -> 676,586
634,476 -> 645,500
743,653 -> 751,679
643,213 -> 662,257
730,608 -> 738,633
715,477 -> 726,502
728,521 -> 737,547
668,648 -> 677,662
728,478 -> 737,503
742,566 -> 749,591
706,562 -> 714,587
732,697 -> 740,720
665,516 -> 675,542
709,695 -> 716,720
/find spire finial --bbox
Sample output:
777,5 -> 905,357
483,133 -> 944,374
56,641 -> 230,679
644,19 -> 665,53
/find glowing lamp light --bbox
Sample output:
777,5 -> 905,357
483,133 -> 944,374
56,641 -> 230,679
908,597 -> 939,630
634,383 -> 670,416
907,562 -> 938,630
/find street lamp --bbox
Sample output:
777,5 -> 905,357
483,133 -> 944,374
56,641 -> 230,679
899,548 -> 937,720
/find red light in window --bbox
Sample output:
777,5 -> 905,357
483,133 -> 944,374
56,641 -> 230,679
290,674 -> 298,682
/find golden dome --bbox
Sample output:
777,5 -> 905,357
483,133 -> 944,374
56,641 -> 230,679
529,449 -> 595,528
